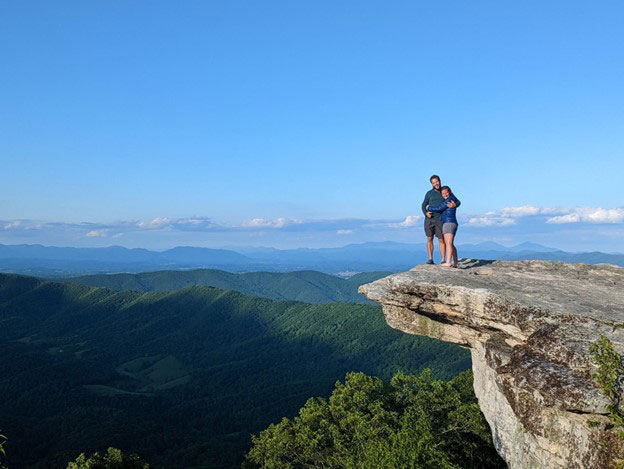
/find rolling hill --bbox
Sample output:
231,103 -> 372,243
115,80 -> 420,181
62,269 -> 392,304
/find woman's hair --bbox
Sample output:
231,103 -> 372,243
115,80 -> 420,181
440,185 -> 453,195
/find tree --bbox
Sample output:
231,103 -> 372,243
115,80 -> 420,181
0,430 -> 7,469
66,447 -> 148,469
245,370 -> 504,468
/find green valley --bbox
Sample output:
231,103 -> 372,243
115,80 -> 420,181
0,273 -> 470,468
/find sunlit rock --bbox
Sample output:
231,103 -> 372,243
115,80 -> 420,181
359,260 -> 624,468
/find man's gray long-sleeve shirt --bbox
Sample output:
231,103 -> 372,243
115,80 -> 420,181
421,189 -> 461,221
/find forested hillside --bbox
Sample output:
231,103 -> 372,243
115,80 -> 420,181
0,273 -> 469,468
63,269 -> 392,304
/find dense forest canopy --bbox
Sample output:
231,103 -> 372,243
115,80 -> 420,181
245,370 -> 504,468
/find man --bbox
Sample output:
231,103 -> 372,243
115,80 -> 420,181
421,175 -> 459,264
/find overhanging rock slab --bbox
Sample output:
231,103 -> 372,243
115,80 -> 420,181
359,260 -> 624,468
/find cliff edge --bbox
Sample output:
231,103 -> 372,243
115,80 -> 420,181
359,260 -> 624,468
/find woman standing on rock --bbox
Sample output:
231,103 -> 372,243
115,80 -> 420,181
426,186 -> 459,267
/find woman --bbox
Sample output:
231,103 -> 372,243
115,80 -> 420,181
426,185 -> 459,267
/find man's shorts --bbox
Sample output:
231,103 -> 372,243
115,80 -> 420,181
424,217 -> 443,239
443,222 -> 458,235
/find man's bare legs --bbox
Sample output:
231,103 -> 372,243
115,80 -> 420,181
438,237 -> 446,263
427,236 -> 446,263
427,236 -> 434,261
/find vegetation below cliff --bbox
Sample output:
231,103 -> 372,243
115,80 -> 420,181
246,370 -> 504,469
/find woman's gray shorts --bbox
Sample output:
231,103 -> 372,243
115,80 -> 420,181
442,222 -> 458,235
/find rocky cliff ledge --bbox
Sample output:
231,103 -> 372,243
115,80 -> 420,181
359,260 -> 624,468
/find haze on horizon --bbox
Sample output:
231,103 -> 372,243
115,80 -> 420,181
2,1 -> 623,252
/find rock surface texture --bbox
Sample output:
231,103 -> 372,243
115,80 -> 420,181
359,260 -> 624,469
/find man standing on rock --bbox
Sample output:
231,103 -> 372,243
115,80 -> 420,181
422,174 -> 459,264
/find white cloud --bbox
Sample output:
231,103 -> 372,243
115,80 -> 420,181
583,208 -> 624,223
2,207 -> 622,246
137,217 -> 173,229
170,217 -> 220,231
4,220 -> 23,230
547,213 -> 580,224
498,206 -> 562,218
86,230 -> 107,238
547,208 -> 624,224
467,215 -> 515,227
134,216 -> 220,231
398,215 -> 421,227
243,218 -> 281,228
384,215 -> 422,229
176,218 -> 205,226
242,217 -> 302,228
467,217 -> 496,226
500,206 -> 540,217
467,206 -> 624,227
2,220 -> 43,231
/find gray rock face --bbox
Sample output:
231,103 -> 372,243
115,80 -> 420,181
359,260 -> 624,469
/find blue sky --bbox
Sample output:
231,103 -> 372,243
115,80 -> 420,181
1,1 -> 623,250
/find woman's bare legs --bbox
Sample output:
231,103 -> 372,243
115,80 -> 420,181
442,233 -> 455,266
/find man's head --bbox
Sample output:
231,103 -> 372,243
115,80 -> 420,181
430,175 -> 441,191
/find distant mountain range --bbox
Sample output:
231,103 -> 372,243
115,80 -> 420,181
453,241 -> 560,253
0,241 -> 622,277
0,243 -> 249,263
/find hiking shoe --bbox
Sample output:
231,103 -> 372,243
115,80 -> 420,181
426,259 -> 434,265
